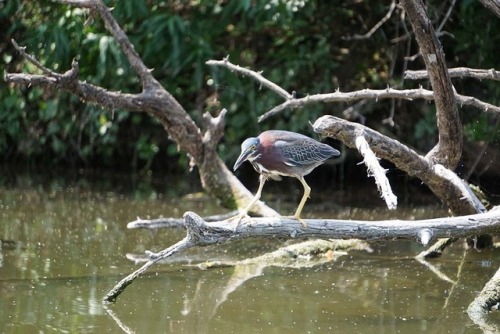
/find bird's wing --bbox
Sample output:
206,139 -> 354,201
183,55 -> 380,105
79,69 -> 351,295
275,139 -> 333,167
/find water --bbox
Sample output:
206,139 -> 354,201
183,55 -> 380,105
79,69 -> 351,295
0,171 -> 498,333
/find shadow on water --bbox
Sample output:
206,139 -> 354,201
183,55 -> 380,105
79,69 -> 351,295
0,169 -> 498,333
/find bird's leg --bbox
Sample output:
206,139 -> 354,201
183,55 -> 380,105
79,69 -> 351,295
233,174 -> 267,225
289,176 -> 310,228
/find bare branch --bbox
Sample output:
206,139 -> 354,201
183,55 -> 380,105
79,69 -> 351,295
416,256 -> 456,283
468,264 -> 500,332
258,87 -> 500,122
406,67 -> 500,81
203,108 -> 228,151
313,115 -> 486,215
416,237 -> 459,259
258,87 -> 434,122
355,136 -> 398,210
400,0 -> 462,168
207,58 -> 500,122
5,71 -> 154,112
343,0 -> 397,41
5,0 -> 283,218
60,0 -> 160,90
10,39 -> 58,76
127,210 -> 239,230
435,0 -> 457,35
206,58 -> 293,100
104,208 -> 500,302
477,0 -> 500,19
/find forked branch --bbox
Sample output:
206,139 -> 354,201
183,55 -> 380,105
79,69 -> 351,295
103,208 -> 500,303
207,59 -> 500,123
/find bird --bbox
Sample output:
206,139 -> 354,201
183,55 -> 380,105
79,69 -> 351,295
233,130 -> 340,227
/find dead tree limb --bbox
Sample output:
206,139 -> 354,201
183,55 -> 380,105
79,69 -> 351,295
467,265 -> 500,333
400,0 -> 462,169
207,60 -> 500,121
103,208 -> 500,303
355,136 -> 398,210
4,0 -> 277,218
313,115 -> 485,216
406,67 -> 500,81
478,0 -> 500,19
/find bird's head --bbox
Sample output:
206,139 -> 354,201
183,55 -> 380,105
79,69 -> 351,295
233,137 -> 260,171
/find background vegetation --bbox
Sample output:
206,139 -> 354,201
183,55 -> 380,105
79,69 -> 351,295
1,0 -> 499,192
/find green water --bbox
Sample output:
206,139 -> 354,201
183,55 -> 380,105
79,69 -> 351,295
0,171 -> 498,333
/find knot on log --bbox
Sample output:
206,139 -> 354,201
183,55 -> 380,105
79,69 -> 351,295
183,211 -> 233,245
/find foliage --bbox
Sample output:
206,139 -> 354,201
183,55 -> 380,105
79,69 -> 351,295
1,0 -> 499,173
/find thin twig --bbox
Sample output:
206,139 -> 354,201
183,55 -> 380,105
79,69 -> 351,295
11,39 -> 58,77
436,0 -> 456,35
343,0 -> 397,41
415,257 -> 455,284
206,58 -> 293,100
443,248 -> 467,309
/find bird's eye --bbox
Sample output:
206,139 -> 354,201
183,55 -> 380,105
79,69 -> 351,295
251,145 -> 256,150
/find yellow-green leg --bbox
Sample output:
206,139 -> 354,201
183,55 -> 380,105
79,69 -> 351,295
290,176 -> 310,228
233,174 -> 267,225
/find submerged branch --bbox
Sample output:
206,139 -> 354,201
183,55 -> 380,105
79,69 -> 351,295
468,266 -> 500,333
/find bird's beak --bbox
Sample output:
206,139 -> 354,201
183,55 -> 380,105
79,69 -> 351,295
233,148 -> 254,171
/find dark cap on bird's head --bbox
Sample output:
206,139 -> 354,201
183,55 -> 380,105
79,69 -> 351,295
233,137 -> 260,171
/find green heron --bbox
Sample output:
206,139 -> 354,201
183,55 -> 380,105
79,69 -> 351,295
233,130 -> 340,227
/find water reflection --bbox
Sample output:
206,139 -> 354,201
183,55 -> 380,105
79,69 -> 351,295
0,171 -> 497,333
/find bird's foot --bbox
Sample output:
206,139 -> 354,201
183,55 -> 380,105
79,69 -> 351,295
286,215 -> 308,228
228,212 -> 251,230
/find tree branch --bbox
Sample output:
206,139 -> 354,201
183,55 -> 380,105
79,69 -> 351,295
343,0 -> 397,41
477,0 -> 500,19
405,67 -> 500,81
208,58 -> 500,122
468,264 -> 500,333
206,58 -> 293,100
313,115 -> 486,215
400,0 -> 462,168
104,208 -> 500,302
355,136 -> 398,210
4,0 -> 278,218
60,0 -> 160,91
259,88 -> 500,121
